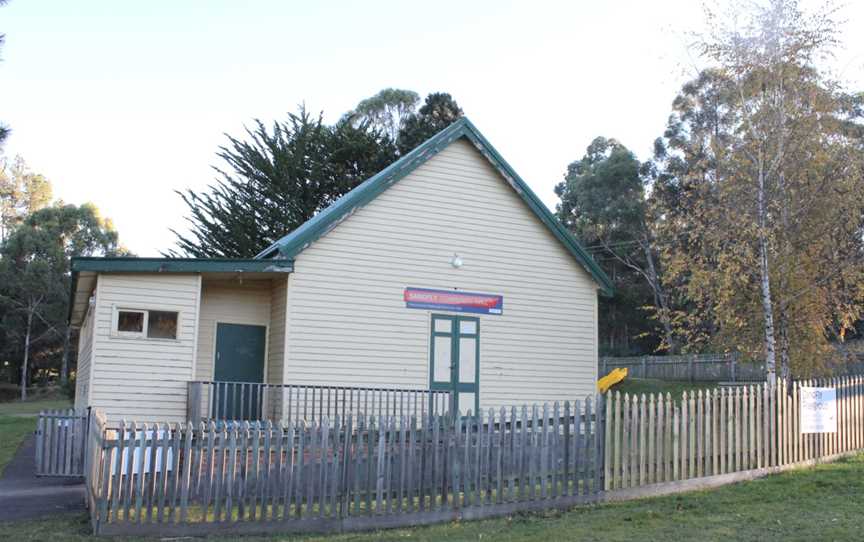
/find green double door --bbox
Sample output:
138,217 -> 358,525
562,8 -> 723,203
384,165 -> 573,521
212,323 -> 266,420
429,315 -> 480,414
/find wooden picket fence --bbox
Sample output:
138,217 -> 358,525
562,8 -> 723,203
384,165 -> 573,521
80,375 -> 864,537
35,408 -> 89,477
603,376 -> 864,490
84,398 -> 605,537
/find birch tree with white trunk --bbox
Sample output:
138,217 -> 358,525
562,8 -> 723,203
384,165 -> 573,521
654,0 -> 864,382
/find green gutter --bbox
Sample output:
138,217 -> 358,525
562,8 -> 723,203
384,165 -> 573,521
71,257 -> 294,274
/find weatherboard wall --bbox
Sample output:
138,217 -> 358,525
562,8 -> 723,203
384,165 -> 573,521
267,277 -> 288,415
283,138 -> 599,410
73,292 -> 96,412
192,278 -> 279,417
194,279 -> 273,382
88,273 -> 201,423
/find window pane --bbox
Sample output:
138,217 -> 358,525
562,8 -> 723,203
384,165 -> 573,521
459,392 -> 476,415
433,336 -> 451,383
147,311 -> 178,339
459,320 -> 477,335
459,338 -> 476,383
434,318 -> 452,334
117,311 -> 144,333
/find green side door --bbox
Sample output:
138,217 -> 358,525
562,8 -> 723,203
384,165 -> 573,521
213,323 -> 266,420
429,314 -> 480,415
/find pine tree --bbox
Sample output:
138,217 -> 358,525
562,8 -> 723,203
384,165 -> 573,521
171,108 -> 397,258
172,92 -> 466,258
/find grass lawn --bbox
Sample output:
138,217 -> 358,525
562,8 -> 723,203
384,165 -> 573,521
612,378 -> 720,398
0,397 -> 72,416
0,416 -> 36,475
1,453 -> 863,541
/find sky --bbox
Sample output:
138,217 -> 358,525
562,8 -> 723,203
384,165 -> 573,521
2,0 -> 863,255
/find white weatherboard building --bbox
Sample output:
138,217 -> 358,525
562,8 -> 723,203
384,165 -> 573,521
68,118 -> 613,424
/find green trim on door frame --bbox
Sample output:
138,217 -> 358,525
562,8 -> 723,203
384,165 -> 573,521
429,314 -> 480,415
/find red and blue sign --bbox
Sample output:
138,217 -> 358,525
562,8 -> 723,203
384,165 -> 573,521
404,287 -> 503,315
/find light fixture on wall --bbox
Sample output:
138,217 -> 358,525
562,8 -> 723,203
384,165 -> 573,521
450,253 -> 464,269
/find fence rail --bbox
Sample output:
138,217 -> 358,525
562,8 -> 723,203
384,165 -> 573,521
187,381 -> 451,425
599,353 -> 762,382
81,375 -> 864,537
35,409 -> 89,477
601,353 -> 741,365
603,376 -> 864,490
823,360 -> 864,376
84,398 -> 604,536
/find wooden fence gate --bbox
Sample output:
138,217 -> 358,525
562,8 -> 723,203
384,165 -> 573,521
35,409 -> 90,477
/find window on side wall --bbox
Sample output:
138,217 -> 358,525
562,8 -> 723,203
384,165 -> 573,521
147,311 -> 178,339
116,310 -> 145,335
113,308 -> 179,340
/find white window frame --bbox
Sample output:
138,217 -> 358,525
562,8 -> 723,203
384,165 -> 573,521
111,307 -> 180,341
113,308 -> 147,338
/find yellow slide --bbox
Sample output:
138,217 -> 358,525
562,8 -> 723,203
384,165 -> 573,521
598,367 -> 628,393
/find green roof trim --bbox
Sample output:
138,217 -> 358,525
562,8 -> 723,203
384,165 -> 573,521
255,117 -> 613,296
67,257 -> 293,326
71,257 -> 294,274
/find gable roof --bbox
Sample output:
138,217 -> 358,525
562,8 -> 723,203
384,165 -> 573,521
255,117 -> 614,296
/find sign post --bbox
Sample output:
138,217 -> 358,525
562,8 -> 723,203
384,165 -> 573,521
800,387 -> 837,434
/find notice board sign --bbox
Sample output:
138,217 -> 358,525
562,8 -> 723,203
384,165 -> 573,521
800,387 -> 837,433
404,287 -> 503,315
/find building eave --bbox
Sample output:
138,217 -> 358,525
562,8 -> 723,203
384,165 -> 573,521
71,257 -> 294,274
67,257 -> 294,326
